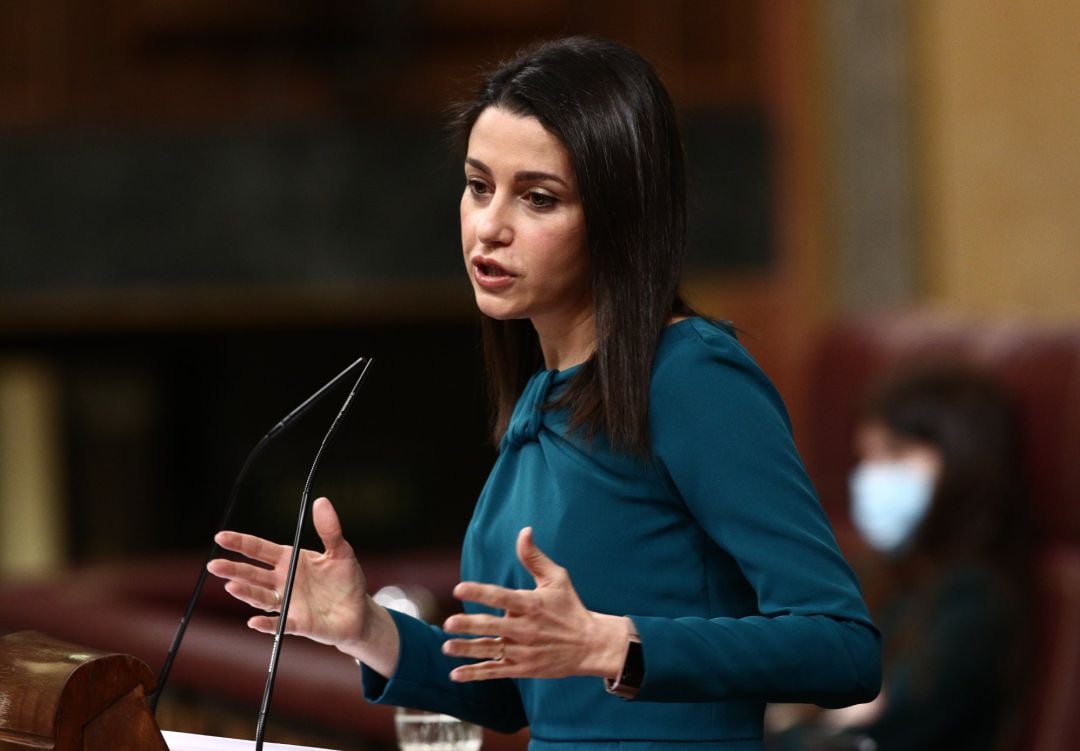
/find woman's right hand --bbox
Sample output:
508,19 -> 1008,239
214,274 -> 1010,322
207,496 -> 400,676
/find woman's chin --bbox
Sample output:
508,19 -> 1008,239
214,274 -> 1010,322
472,295 -> 526,322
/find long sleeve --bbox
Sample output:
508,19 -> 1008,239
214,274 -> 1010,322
360,608 -> 528,733
639,322 -> 881,706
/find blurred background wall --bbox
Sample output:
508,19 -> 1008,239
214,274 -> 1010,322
914,0 -> 1080,319
0,0 -> 1076,574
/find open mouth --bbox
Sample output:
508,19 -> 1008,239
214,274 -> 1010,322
476,260 -> 512,278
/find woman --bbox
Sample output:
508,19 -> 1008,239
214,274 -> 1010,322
769,364 -> 1033,750
209,37 -> 880,749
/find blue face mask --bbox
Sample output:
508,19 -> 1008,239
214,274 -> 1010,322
849,461 -> 935,553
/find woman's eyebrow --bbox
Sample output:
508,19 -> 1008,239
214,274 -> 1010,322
465,158 -> 568,187
514,170 -> 568,187
465,157 -> 492,174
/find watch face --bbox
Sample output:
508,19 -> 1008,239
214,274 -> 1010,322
605,637 -> 644,699
622,638 -> 645,686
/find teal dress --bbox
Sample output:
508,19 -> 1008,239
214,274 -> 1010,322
362,318 -> 880,749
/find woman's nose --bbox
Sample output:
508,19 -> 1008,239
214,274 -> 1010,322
476,200 -> 514,247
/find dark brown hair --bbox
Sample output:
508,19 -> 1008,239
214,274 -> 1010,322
451,36 -> 691,455
863,363 -> 1031,568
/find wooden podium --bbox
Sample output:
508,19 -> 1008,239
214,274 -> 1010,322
0,630 -> 168,751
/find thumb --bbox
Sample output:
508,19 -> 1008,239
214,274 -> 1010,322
313,497 -> 349,556
516,527 -> 563,585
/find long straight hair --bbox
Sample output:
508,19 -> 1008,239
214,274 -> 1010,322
452,37 -> 689,455
863,364 -> 1031,570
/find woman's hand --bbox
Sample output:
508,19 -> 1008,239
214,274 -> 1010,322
207,496 -> 399,676
441,526 -> 629,682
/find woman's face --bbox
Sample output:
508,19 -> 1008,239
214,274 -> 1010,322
849,420 -> 944,552
460,107 -> 591,329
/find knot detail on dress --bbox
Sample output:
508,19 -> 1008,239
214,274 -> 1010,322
503,368 -> 559,450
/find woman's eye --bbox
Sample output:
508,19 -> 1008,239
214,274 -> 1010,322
467,179 -> 491,197
525,191 -> 557,209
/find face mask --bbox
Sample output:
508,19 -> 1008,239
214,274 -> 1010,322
849,461 -> 935,553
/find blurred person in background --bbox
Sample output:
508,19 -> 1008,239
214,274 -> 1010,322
768,364 -> 1033,751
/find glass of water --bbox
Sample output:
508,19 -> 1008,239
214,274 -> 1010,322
394,707 -> 482,751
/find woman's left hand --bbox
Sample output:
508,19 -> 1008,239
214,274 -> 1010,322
442,526 -> 629,682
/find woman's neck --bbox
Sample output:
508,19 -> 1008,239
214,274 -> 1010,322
533,309 -> 597,371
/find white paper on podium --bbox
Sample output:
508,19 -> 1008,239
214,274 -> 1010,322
162,730 -> 342,751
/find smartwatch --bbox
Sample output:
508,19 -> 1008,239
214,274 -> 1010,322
604,619 -> 644,699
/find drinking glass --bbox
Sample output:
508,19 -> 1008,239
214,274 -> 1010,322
394,707 -> 482,751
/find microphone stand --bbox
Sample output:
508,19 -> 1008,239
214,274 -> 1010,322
150,355 -> 372,714
254,359 -> 371,751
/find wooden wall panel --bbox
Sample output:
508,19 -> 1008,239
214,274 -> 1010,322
914,0 -> 1080,322
0,0 -> 825,417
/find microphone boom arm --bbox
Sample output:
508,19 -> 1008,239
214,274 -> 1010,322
254,359 -> 371,750
150,355 -> 373,714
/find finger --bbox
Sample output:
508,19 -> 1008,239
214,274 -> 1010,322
214,530 -> 288,567
452,581 -> 532,613
515,527 -> 564,585
224,580 -> 279,613
206,558 -> 277,590
442,636 -> 505,660
312,497 -> 352,558
247,615 -> 281,635
224,580 -> 281,613
443,614 -> 536,645
449,661 -> 518,683
443,612 -> 511,637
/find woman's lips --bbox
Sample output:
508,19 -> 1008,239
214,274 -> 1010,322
472,258 -> 516,290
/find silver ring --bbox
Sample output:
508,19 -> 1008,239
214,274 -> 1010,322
493,637 -> 505,662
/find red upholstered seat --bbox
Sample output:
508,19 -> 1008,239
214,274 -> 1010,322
1029,545 -> 1080,750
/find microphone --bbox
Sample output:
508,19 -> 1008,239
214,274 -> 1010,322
254,357 -> 371,751
150,355 -> 373,714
